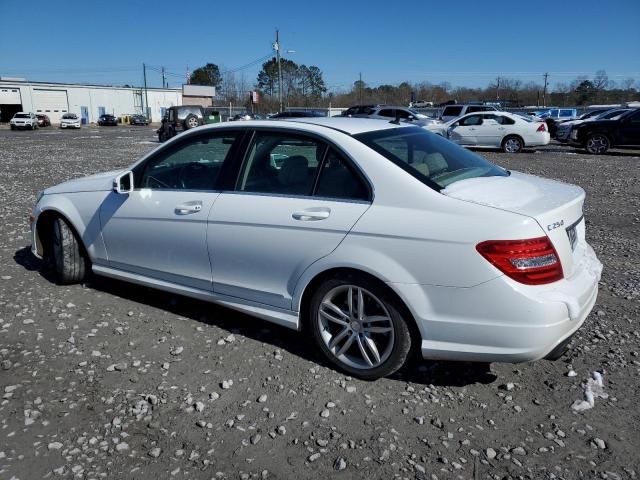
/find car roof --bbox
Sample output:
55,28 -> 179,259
194,117 -> 414,136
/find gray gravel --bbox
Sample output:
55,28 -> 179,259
0,126 -> 639,479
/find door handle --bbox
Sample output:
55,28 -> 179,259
292,208 -> 330,221
175,201 -> 203,215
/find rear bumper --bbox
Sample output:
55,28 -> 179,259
390,244 -> 602,363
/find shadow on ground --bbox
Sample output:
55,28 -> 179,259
14,246 -> 497,387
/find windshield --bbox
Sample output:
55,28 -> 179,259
14,113 -> 30,118
597,109 -> 629,120
354,127 -> 508,190
62,114 -> 77,119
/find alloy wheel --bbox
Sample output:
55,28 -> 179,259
504,138 -> 522,153
586,135 -> 609,154
317,285 -> 395,370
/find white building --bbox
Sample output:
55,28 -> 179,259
0,78 -> 183,124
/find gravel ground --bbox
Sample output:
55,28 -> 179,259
0,126 -> 639,480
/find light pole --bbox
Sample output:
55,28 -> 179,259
273,30 -> 296,112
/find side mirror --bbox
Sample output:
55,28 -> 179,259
113,171 -> 134,194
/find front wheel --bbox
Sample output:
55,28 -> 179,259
309,275 -> 412,380
49,217 -> 89,284
585,134 -> 610,154
502,135 -> 523,153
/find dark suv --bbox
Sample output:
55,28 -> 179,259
569,108 -> 640,154
157,105 -> 205,142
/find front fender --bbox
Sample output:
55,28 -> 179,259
32,192 -> 109,262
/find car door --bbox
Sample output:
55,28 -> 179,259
208,130 -> 371,310
99,130 -> 243,291
617,110 -> 640,145
473,114 -> 503,146
448,114 -> 481,145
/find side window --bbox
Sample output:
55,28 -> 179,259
137,133 -> 239,190
460,115 -> 482,126
168,109 -> 175,122
467,106 -> 480,113
238,132 -> 325,196
315,149 -> 369,201
396,110 -> 411,119
627,111 -> 640,123
378,109 -> 395,117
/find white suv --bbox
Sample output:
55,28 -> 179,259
10,112 -> 38,130
440,104 -> 499,122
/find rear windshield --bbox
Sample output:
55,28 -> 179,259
354,127 -> 508,190
442,106 -> 463,117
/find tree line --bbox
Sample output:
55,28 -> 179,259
189,63 -> 639,111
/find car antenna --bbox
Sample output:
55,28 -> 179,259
389,111 -> 402,125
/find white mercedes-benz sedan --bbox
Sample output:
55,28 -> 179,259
428,111 -> 550,153
30,118 -> 602,379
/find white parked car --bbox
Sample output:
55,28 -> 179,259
30,118 -> 601,379
351,105 -> 440,127
10,112 -> 38,130
60,113 -> 82,129
429,112 -> 551,153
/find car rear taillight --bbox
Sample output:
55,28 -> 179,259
536,123 -> 546,132
476,236 -> 563,285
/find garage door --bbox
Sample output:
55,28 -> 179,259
0,87 -> 22,122
33,89 -> 69,124
0,87 -> 21,104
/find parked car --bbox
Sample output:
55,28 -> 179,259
555,109 -> 631,142
269,110 -> 326,119
60,113 -> 82,129
10,112 -> 38,130
230,113 -> 263,121
351,105 -> 439,126
157,105 -> 205,142
98,114 -> 118,126
569,108 -> 640,154
409,100 -> 433,108
535,108 -> 578,137
429,111 -> 550,153
30,118 -> 601,379
36,114 -> 51,127
439,104 -> 499,122
340,105 -> 380,117
130,115 -> 150,126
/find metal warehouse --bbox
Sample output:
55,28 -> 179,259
0,78 -> 183,124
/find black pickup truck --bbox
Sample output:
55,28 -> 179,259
569,108 -> 640,154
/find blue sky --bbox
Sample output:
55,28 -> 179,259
1,0 -> 639,92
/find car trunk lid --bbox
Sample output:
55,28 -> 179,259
442,171 -> 586,278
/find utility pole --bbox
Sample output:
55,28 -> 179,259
496,77 -> 501,101
359,72 -> 363,104
542,72 -> 549,107
143,63 -> 149,117
274,29 -> 283,112
161,67 -> 166,89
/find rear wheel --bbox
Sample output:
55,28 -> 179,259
502,135 -> 523,153
184,114 -> 199,129
585,134 -> 610,154
309,274 -> 412,380
48,216 -> 89,284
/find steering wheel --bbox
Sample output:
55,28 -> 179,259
178,162 -> 208,189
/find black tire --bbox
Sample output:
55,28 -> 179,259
158,129 -> 168,142
10,125 -> 15,130
502,135 -> 524,153
585,133 -> 610,154
184,114 -> 199,130
49,216 -> 89,285
308,274 -> 412,380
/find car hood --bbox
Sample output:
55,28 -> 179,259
61,117 -> 80,122
44,169 -> 125,194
